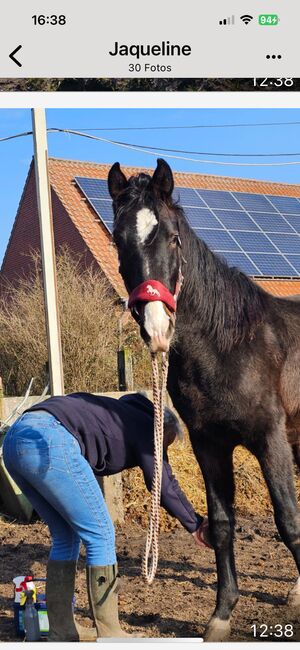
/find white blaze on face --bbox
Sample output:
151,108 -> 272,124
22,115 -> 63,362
136,208 -> 171,351
136,208 -> 157,243
144,301 -> 170,346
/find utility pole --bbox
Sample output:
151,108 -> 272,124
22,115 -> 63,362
31,109 -> 64,395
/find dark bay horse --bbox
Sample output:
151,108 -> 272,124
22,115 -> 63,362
108,158 -> 300,640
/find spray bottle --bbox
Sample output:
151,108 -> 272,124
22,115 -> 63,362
24,590 -> 40,641
13,576 -> 36,604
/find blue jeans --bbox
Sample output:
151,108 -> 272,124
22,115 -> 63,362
3,411 -> 116,566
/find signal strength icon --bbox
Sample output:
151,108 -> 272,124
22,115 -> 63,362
240,14 -> 253,25
219,15 -> 235,25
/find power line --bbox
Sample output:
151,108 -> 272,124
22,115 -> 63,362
52,121 -> 300,132
49,128 -> 300,167
0,130 -> 33,143
84,140 -> 300,158
3,127 -> 300,167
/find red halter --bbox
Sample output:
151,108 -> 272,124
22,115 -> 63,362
127,269 -> 184,314
128,280 -> 176,313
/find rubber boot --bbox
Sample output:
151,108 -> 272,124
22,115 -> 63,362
86,564 -> 130,638
46,559 -> 97,641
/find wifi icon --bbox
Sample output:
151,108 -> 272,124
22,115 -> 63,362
240,14 -> 253,25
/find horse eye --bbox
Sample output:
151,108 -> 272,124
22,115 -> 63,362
170,233 -> 181,248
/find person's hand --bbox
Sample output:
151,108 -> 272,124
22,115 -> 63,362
192,517 -> 212,549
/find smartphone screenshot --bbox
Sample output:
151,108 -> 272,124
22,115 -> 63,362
0,1 -> 300,647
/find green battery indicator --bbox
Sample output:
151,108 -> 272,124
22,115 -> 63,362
259,14 -> 279,26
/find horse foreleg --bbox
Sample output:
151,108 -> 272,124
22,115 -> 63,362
255,428 -> 300,613
193,438 -> 238,641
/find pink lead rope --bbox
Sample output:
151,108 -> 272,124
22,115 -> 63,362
128,276 -> 184,584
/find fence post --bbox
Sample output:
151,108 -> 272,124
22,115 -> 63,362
117,348 -> 134,391
97,475 -> 124,524
0,377 -> 3,423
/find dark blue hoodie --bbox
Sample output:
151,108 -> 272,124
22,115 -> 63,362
26,392 -> 202,533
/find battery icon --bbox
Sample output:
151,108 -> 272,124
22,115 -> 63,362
259,14 -> 279,25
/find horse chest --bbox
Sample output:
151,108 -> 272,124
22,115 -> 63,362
168,343 -> 278,434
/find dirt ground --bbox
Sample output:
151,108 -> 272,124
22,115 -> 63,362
0,513 -> 299,643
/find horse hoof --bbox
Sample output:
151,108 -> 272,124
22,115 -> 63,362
288,578 -> 300,611
204,617 -> 231,642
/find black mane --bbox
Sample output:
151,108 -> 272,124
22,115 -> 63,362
175,204 -> 271,353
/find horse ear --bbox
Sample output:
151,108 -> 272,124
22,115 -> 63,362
108,162 -> 128,199
151,158 -> 174,198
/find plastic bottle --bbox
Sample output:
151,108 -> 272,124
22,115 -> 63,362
24,590 -> 40,641
13,576 -> 36,604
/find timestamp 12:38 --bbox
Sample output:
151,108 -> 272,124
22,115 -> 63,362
251,623 -> 294,638
253,78 -> 294,87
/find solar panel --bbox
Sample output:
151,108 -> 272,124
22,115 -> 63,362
250,254 -> 297,277
75,177 -> 111,199
232,192 -> 277,212
89,199 -> 114,227
232,231 -> 278,253
268,233 -> 300,254
196,190 -> 241,210
219,252 -> 261,276
267,195 -> 300,215
249,212 -> 294,233
283,216 -> 300,234
216,210 -> 259,231
184,207 -> 223,229
195,229 -> 240,251
75,178 -> 114,233
175,187 -> 207,207
286,256 -> 300,273
74,176 -> 300,278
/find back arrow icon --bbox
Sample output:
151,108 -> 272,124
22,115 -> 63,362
9,45 -> 22,67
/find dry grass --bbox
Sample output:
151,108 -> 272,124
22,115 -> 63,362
0,249 -> 121,395
122,431 -> 300,531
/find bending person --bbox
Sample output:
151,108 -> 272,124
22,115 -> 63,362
3,391 -> 210,641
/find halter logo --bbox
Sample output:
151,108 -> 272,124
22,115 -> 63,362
146,285 -> 160,297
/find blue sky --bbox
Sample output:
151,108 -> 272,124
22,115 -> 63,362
1,107 -> 300,265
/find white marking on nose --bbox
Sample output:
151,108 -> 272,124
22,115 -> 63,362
136,208 -> 157,244
144,301 -> 170,339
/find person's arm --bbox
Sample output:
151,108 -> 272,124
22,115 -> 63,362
141,447 -> 203,533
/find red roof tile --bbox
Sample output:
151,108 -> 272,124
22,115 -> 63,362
256,279 -> 300,297
49,157 -> 300,196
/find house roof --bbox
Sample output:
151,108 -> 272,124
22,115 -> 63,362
258,279 -> 300,297
50,156 -> 300,195
3,157 -> 300,300
48,158 -> 126,297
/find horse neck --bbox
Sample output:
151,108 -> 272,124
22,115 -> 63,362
176,217 -> 269,353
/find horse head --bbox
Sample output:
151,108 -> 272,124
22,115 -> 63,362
108,158 -> 183,353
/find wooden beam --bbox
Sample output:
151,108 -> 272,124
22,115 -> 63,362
31,109 -> 64,396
